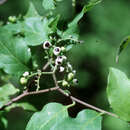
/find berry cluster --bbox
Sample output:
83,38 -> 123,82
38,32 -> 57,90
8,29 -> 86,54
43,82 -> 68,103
20,39 -> 78,90
43,40 -> 78,87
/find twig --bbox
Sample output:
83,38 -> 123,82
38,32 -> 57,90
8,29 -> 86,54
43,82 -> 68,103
71,96 -> 118,118
28,71 -> 53,78
0,61 -> 54,110
0,86 -> 59,110
58,88 -> 118,118
28,62 -> 56,79
52,73 -> 118,118
43,60 -> 50,70
52,73 -> 58,87
0,62 -> 119,119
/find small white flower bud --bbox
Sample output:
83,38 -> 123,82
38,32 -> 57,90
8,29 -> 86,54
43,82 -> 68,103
62,55 -> 67,60
23,71 -> 29,77
61,46 -> 66,52
43,41 -> 51,49
59,66 -> 65,72
28,48 -> 31,53
49,36 -> 53,39
55,56 -> 63,65
67,73 -> 74,81
73,79 -> 78,85
53,47 -> 61,55
72,70 -> 76,75
67,62 -> 73,70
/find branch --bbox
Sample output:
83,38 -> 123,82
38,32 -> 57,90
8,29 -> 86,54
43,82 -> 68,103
52,73 -> 119,118
0,61 -> 118,119
42,60 -> 50,70
0,61 -> 54,110
58,88 -> 118,118
28,62 -> 57,78
0,86 -> 59,110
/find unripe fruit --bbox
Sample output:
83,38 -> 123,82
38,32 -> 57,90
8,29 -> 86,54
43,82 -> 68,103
62,80 -> 69,87
20,77 -> 28,85
67,73 -> 74,81
8,16 -> 17,23
61,47 -> 66,52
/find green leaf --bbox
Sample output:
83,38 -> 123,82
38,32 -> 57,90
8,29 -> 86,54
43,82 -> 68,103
42,0 -> 56,10
3,21 -> 23,35
0,28 -> 31,75
66,44 -> 73,51
116,36 -> 130,63
25,2 -> 40,18
62,0 -> 102,40
22,17 -> 50,46
83,0 -> 102,12
3,17 -> 50,46
0,84 -> 19,108
107,68 -> 130,121
5,102 -> 37,112
26,102 -> 102,130
49,15 -> 60,32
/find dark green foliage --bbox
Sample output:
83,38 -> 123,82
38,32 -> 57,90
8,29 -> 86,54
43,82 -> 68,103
0,0 -> 130,130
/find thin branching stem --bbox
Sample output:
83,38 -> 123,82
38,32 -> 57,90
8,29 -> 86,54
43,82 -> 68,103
28,64 -> 57,79
0,62 -> 119,119
52,73 -> 119,118
0,87 -> 59,110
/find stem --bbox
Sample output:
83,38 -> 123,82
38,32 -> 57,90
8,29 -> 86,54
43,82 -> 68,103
28,71 -> 53,78
58,88 -> 118,118
52,73 -> 118,118
28,63 -> 57,79
0,87 -> 59,110
0,61 -> 54,110
66,100 -> 76,109
0,61 -> 119,119
42,60 -> 50,70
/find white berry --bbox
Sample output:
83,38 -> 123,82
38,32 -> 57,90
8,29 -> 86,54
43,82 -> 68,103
55,56 -> 64,65
43,41 -> 52,49
59,66 -> 65,72
53,47 -> 61,55
73,79 -> 78,85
